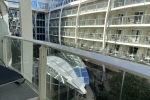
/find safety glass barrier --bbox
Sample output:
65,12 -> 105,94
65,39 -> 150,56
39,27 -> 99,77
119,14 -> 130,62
107,34 -> 150,45
4,36 -> 89,100
109,15 -> 150,25
113,0 -> 149,8
5,37 -> 40,89
80,2 -> 108,14
84,60 -> 150,100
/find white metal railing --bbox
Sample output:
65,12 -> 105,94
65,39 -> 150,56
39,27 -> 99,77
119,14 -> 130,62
78,18 -> 105,26
110,14 -> 150,25
80,2 -> 108,14
107,34 -> 150,45
62,9 -> 78,17
78,33 -> 103,40
61,21 -> 76,26
113,0 -> 150,8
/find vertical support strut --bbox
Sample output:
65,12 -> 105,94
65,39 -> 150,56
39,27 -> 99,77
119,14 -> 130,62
75,0 -> 82,47
39,46 -> 48,100
102,0 -> 111,54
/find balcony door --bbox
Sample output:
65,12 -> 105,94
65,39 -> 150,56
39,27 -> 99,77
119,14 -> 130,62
116,30 -> 122,41
118,14 -> 124,24
134,11 -> 143,24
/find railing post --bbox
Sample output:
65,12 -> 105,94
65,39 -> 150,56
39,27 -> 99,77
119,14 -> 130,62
39,46 -> 48,100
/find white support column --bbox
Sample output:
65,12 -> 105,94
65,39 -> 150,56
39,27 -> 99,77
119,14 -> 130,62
39,46 -> 47,100
102,0 -> 111,53
58,1 -> 65,45
75,0 -> 82,47
19,0 -> 33,82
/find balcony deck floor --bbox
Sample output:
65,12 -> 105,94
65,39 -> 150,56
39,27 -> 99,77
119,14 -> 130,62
0,82 -> 38,100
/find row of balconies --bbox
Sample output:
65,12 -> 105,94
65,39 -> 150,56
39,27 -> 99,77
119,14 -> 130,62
113,0 -> 150,8
108,34 -> 150,45
52,0 -> 78,10
50,19 -> 105,27
105,48 -> 150,65
49,34 -> 150,65
49,31 -> 150,46
51,1 -> 108,19
110,14 -> 150,25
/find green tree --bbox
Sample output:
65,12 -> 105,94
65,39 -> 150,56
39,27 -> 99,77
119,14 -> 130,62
109,72 -> 150,100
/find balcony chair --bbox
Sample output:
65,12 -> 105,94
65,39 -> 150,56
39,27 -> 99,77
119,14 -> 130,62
0,59 -> 25,87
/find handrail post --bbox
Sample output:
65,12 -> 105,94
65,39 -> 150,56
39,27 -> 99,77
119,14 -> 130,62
39,46 -> 48,100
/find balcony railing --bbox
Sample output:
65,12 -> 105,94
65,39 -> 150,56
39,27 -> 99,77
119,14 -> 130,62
50,31 -> 59,35
62,9 -> 77,17
110,14 -> 150,25
107,34 -> 150,45
79,18 -> 105,26
49,22 -> 59,26
78,33 -> 103,40
51,13 -> 60,19
80,2 -> 108,14
113,0 -> 150,8
77,43 -> 102,53
3,35 -> 150,100
61,32 -> 75,37
61,21 -> 76,26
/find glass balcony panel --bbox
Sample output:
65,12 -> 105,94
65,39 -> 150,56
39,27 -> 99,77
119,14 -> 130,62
80,7 -> 86,13
115,1 -> 124,7
111,17 -> 123,25
96,2 -> 108,10
121,35 -> 140,43
140,36 -> 150,45
93,47 -> 102,53
72,9 -> 77,14
110,15 -> 144,25
6,38 -> 40,89
126,0 -> 144,5
67,10 -> 72,15
95,34 -> 103,40
143,14 -> 150,24
87,4 -> 95,12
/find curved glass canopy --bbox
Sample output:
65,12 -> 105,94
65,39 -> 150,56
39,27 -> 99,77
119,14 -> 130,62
47,56 -> 88,94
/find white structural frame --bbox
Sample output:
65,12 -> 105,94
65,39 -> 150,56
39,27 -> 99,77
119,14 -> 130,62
102,0 -> 111,51
75,0 -> 82,46
39,46 -> 47,100
58,0 -> 65,45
